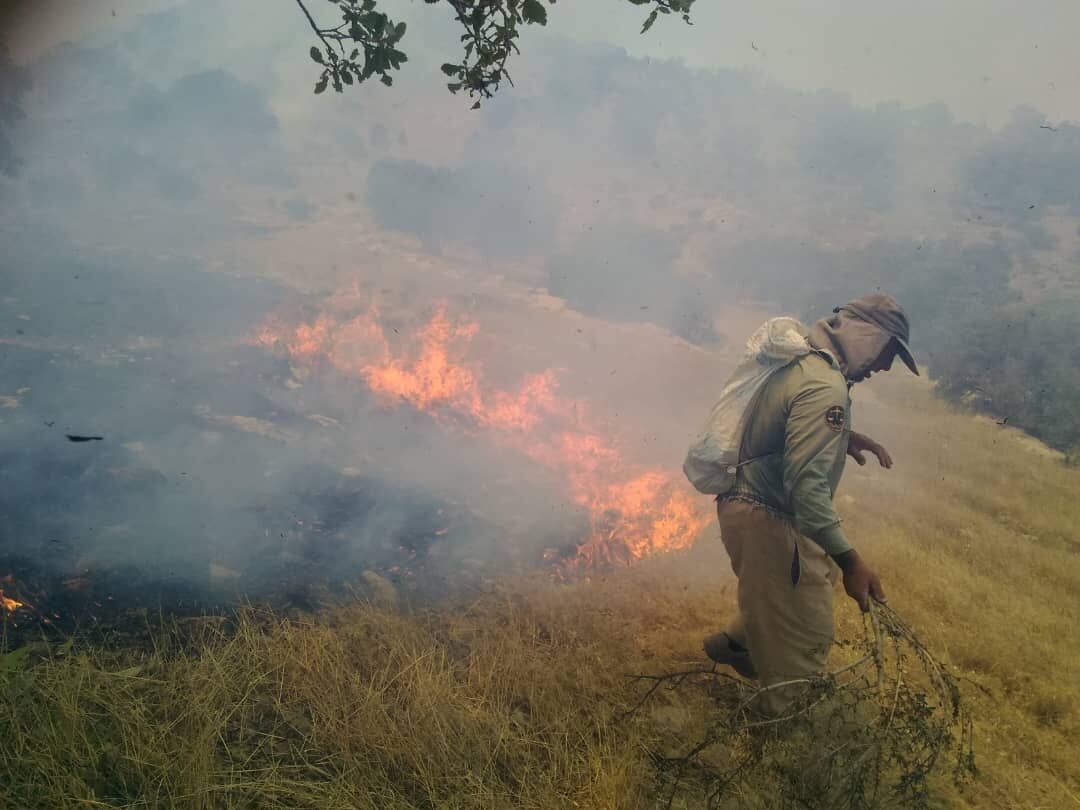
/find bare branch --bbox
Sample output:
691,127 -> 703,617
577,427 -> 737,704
623,602 -> 976,806
294,0 -> 333,52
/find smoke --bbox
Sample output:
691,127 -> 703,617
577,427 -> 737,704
1,254 -> 604,602
2,0 -> 1078,612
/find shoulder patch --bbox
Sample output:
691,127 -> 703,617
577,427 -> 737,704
825,405 -> 846,432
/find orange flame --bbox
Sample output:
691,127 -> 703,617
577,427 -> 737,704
253,299 -> 710,571
1,589 -> 26,612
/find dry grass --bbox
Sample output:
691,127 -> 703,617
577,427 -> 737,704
2,377 -> 1080,809
0,562 -> 734,810
632,599 -> 977,810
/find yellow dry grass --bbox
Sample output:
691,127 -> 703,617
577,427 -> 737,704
2,377 -> 1079,809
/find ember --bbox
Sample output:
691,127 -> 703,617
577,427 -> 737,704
0,554 -> 236,652
254,299 -> 711,571
1,589 -> 26,613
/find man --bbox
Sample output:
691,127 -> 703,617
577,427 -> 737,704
703,294 -> 919,716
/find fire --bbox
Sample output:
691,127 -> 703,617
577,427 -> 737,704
1,589 -> 26,612
254,299 -> 711,571
571,472 -> 704,569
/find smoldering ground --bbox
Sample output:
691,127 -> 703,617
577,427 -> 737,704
3,0 -> 1079,637
1,256 -> 601,624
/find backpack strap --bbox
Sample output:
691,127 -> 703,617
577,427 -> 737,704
730,451 -> 777,473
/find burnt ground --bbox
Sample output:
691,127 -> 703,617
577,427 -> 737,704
1,256 -> 591,652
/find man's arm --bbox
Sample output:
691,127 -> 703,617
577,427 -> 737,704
847,431 -> 893,468
831,548 -> 887,612
783,380 -> 887,612
782,380 -> 852,555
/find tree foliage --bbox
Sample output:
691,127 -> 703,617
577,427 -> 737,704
965,108 -> 1080,208
295,0 -> 695,105
724,235 -> 1080,456
933,300 -> 1080,456
366,157 -> 556,258
127,69 -> 278,139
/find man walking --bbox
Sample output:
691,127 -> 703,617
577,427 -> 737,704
703,294 -> 919,716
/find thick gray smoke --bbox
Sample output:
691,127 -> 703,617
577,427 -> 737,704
0,256 -> 582,598
2,0 -> 1078,612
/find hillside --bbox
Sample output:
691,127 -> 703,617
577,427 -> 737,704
3,5 -> 1080,807
3,373 -> 1078,809
5,14 -> 1080,458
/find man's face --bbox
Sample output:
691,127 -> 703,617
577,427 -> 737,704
851,339 -> 897,383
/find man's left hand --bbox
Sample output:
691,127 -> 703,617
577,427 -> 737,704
847,431 -> 893,469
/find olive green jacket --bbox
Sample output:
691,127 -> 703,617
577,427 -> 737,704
725,350 -> 853,555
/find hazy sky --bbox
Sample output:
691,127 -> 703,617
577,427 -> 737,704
5,0 -> 1078,127
551,0 -> 1080,127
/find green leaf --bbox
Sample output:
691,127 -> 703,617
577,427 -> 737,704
341,69 -> 354,85
394,21 -> 407,40
641,9 -> 659,34
314,74 -> 329,94
310,46 -> 325,65
447,82 -> 462,92
441,63 -> 460,76
380,74 -> 393,86
471,100 -> 482,110
521,0 -> 547,25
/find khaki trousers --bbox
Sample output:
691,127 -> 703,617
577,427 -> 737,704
718,498 -> 837,716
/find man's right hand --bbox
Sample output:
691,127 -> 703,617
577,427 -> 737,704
831,548 -> 887,612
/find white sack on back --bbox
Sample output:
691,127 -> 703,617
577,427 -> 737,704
683,316 -> 812,495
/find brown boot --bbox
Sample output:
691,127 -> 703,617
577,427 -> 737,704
703,632 -> 757,679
